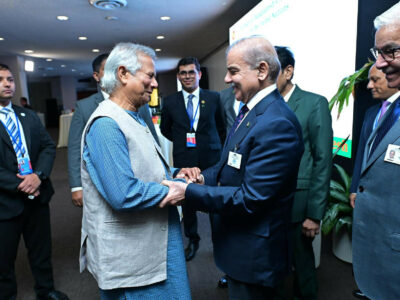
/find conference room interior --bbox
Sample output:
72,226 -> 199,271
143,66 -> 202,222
1,0 -> 398,299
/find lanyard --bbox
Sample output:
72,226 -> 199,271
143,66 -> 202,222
0,111 -> 25,157
187,98 -> 200,131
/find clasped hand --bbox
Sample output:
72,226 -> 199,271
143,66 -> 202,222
17,173 -> 41,197
159,167 -> 203,208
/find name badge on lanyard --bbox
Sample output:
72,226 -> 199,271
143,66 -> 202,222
186,99 -> 200,148
1,112 -> 33,175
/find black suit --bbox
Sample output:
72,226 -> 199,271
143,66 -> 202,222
220,86 -> 237,137
161,89 -> 225,241
0,105 -> 56,298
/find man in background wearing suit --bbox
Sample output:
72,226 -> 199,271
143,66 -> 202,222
353,3 -> 400,299
0,64 -> 68,300
161,36 -> 304,300
161,57 -> 225,261
68,53 -> 159,207
350,64 -> 399,299
219,86 -> 237,137
275,46 -> 332,300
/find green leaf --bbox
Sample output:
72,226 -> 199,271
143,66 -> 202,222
330,190 -> 349,203
333,163 -> 351,192
322,215 -> 339,235
334,216 -> 353,235
330,180 -> 345,193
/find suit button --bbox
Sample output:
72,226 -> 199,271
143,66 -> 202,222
359,186 -> 364,193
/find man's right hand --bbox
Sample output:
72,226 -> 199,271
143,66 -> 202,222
349,193 -> 356,208
71,190 -> 83,207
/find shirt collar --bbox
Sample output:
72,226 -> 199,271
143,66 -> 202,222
182,87 -> 200,100
283,84 -> 296,102
387,91 -> 400,104
246,84 -> 277,111
101,90 -> 109,100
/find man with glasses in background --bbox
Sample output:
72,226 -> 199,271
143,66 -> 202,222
352,3 -> 400,299
161,57 -> 225,261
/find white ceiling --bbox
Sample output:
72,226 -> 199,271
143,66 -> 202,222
0,0 -> 260,79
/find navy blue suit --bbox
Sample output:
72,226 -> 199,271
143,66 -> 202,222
350,104 -> 380,193
185,89 -> 304,287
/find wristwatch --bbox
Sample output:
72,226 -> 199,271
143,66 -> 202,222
34,171 -> 46,180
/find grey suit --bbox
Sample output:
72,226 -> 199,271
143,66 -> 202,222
219,86 -> 236,137
353,96 -> 400,300
68,91 -> 159,189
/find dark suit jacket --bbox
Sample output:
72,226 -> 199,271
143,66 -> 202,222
68,91 -> 159,188
287,86 -> 332,222
186,89 -> 304,287
220,86 -> 236,137
349,104 -> 380,193
0,105 -> 56,220
160,89 -> 225,170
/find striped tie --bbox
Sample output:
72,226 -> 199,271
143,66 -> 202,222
0,107 -> 25,157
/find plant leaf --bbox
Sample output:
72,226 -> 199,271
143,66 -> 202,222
330,190 -> 349,203
333,163 -> 351,192
334,216 -> 353,235
330,180 -> 345,193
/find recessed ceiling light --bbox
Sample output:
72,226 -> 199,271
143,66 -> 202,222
61,64 -> 66,67
46,58 -> 53,62
72,69 -> 76,72
160,16 -> 170,21
0,37 -> 4,41
105,16 -> 119,21
156,35 -> 165,40
89,0 -> 127,10
78,36 -> 88,40
57,16 -> 69,21
24,50 -> 34,54
92,49 -> 100,53
155,48 -> 162,52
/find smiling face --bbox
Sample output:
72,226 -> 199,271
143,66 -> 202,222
177,63 -> 201,93
0,69 -> 15,107
375,24 -> 400,88
367,65 -> 398,100
124,54 -> 158,109
224,46 -> 260,104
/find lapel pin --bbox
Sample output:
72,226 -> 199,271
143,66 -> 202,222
201,100 -> 206,108
246,122 -> 250,127
20,113 -> 25,117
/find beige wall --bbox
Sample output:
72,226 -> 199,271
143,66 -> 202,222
201,42 -> 229,93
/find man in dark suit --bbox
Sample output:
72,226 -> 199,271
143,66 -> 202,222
350,64 -> 398,300
160,37 -> 304,299
275,46 -> 332,300
68,53 -> 159,206
160,57 -> 225,261
219,86 -> 237,137
0,64 -> 68,299
353,4 -> 400,299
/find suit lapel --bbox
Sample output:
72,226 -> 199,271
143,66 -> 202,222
197,89 -> 207,132
177,92 -> 191,129
287,86 -> 301,113
14,106 -> 32,150
0,120 -> 13,151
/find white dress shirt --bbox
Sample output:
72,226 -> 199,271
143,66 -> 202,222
182,88 -> 200,131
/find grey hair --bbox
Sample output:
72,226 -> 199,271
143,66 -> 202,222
101,42 -> 156,94
226,35 -> 281,82
374,2 -> 400,29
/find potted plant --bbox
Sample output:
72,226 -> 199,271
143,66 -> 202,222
322,163 -> 353,263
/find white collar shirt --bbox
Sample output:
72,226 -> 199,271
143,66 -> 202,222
182,88 -> 200,131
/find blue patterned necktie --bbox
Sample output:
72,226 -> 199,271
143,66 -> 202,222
187,94 -> 194,123
226,104 -> 249,143
370,97 -> 400,157
0,107 -> 25,157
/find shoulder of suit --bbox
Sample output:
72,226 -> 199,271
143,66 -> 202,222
292,86 -> 328,104
200,89 -> 219,97
365,103 -> 381,116
76,92 -> 102,108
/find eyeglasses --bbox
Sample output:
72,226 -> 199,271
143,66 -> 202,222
370,46 -> 400,62
178,70 -> 197,77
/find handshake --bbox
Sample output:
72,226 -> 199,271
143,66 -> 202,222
159,167 -> 203,208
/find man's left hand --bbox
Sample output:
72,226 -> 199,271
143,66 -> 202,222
17,173 -> 41,195
175,167 -> 201,183
159,180 -> 188,208
302,218 -> 320,238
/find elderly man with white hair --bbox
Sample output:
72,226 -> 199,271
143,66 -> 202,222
352,2 -> 400,299
79,42 -> 195,300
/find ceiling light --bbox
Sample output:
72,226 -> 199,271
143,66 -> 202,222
57,16 -> 69,21
0,37 -> 4,41
24,50 -> 34,54
155,48 -> 162,52
25,60 -> 34,72
72,69 -> 76,72
92,49 -> 100,53
61,64 -> 66,67
89,0 -> 127,10
105,16 -> 119,21
156,35 -> 165,40
160,16 -> 170,21
46,58 -> 53,62
78,36 -> 88,40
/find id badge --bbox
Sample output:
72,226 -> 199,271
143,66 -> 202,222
186,132 -> 196,148
227,151 -> 242,169
18,157 -> 33,175
384,144 -> 400,165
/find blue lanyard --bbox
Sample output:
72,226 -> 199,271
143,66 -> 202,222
187,98 -> 200,131
0,111 -> 26,157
